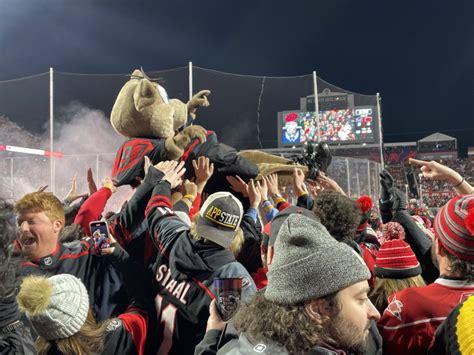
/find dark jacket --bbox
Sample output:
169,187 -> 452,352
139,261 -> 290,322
379,200 -> 439,283
44,245 -> 149,355
195,308 -> 382,355
17,239 -> 128,321
196,330 -> 348,355
146,171 -> 256,355
0,307 -> 35,355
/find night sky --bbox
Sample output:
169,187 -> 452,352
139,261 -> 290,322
1,0 -> 473,154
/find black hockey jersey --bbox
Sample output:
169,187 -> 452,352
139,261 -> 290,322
145,173 -> 256,355
112,132 -> 258,192
17,239 -> 128,321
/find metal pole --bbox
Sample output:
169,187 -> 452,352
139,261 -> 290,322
96,154 -> 100,182
376,93 -> 384,171
10,158 -> 13,188
49,67 -> 55,194
356,164 -> 361,197
345,158 -> 351,197
367,161 -> 371,197
419,177 -> 423,203
313,71 -> 320,142
189,61 -> 193,102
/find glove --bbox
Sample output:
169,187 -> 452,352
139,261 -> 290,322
164,125 -> 207,160
390,187 -> 407,211
379,170 -> 394,202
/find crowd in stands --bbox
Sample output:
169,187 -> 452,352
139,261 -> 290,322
385,157 -> 474,211
0,151 -> 473,355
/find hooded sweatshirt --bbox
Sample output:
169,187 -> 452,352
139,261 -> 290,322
145,175 -> 256,355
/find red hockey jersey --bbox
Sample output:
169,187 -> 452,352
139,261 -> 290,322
378,277 -> 474,355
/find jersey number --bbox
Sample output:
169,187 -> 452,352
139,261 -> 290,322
155,294 -> 178,355
118,143 -> 150,169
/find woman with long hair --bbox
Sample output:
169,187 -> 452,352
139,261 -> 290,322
16,242 -> 149,355
369,222 -> 426,313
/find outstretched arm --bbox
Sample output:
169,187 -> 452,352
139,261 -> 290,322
74,177 -> 116,235
146,161 -> 188,253
409,158 -> 473,195
188,90 -> 211,119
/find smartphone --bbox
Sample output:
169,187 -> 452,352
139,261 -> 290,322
89,220 -> 110,255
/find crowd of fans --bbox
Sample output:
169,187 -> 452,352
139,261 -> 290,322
0,152 -> 473,355
385,157 -> 474,211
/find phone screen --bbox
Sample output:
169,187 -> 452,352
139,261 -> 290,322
89,221 -> 110,254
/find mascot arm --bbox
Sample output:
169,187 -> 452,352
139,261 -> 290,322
187,90 -> 211,119
164,125 -> 207,160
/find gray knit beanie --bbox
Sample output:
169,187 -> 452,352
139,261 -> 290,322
17,274 -> 90,340
265,214 -> 370,304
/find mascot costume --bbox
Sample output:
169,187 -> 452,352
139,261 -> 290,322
110,69 -> 331,192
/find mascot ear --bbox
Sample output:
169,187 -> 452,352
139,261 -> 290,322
133,79 -> 158,112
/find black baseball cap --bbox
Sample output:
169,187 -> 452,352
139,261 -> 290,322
196,192 -> 244,249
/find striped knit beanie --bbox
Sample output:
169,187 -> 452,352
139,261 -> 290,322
375,222 -> 421,279
434,194 -> 474,261
380,221 -> 406,244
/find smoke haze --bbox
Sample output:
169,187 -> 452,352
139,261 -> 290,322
0,102 -> 131,213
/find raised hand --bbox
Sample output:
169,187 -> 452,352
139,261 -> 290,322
247,179 -> 262,208
87,168 -> 98,194
409,158 -> 472,195
389,187 -> 407,211
155,160 -> 179,175
307,180 -> 323,198
226,175 -> 249,197
256,178 -> 269,202
379,169 -> 394,202
206,299 -> 226,332
144,157 -> 178,177
292,168 -> 307,196
64,175 -> 87,203
192,156 -> 214,192
317,173 -> 345,195
409,158 -> 458,182
264,173 -> 280,197
162,161 -> 186,189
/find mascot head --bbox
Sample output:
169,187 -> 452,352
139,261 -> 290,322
110,69 -> 188,139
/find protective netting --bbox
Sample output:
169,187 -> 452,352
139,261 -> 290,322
0,66 -> 382,202
193,67 -> 315,149
0,73 -> 50,134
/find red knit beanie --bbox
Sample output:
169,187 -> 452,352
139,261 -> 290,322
434,194 -> 474,261
356,195 -> 373,223
375,239 -> 421,279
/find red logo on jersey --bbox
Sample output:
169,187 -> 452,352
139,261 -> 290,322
112,139 -> 154,177
385,296 -> 404,321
